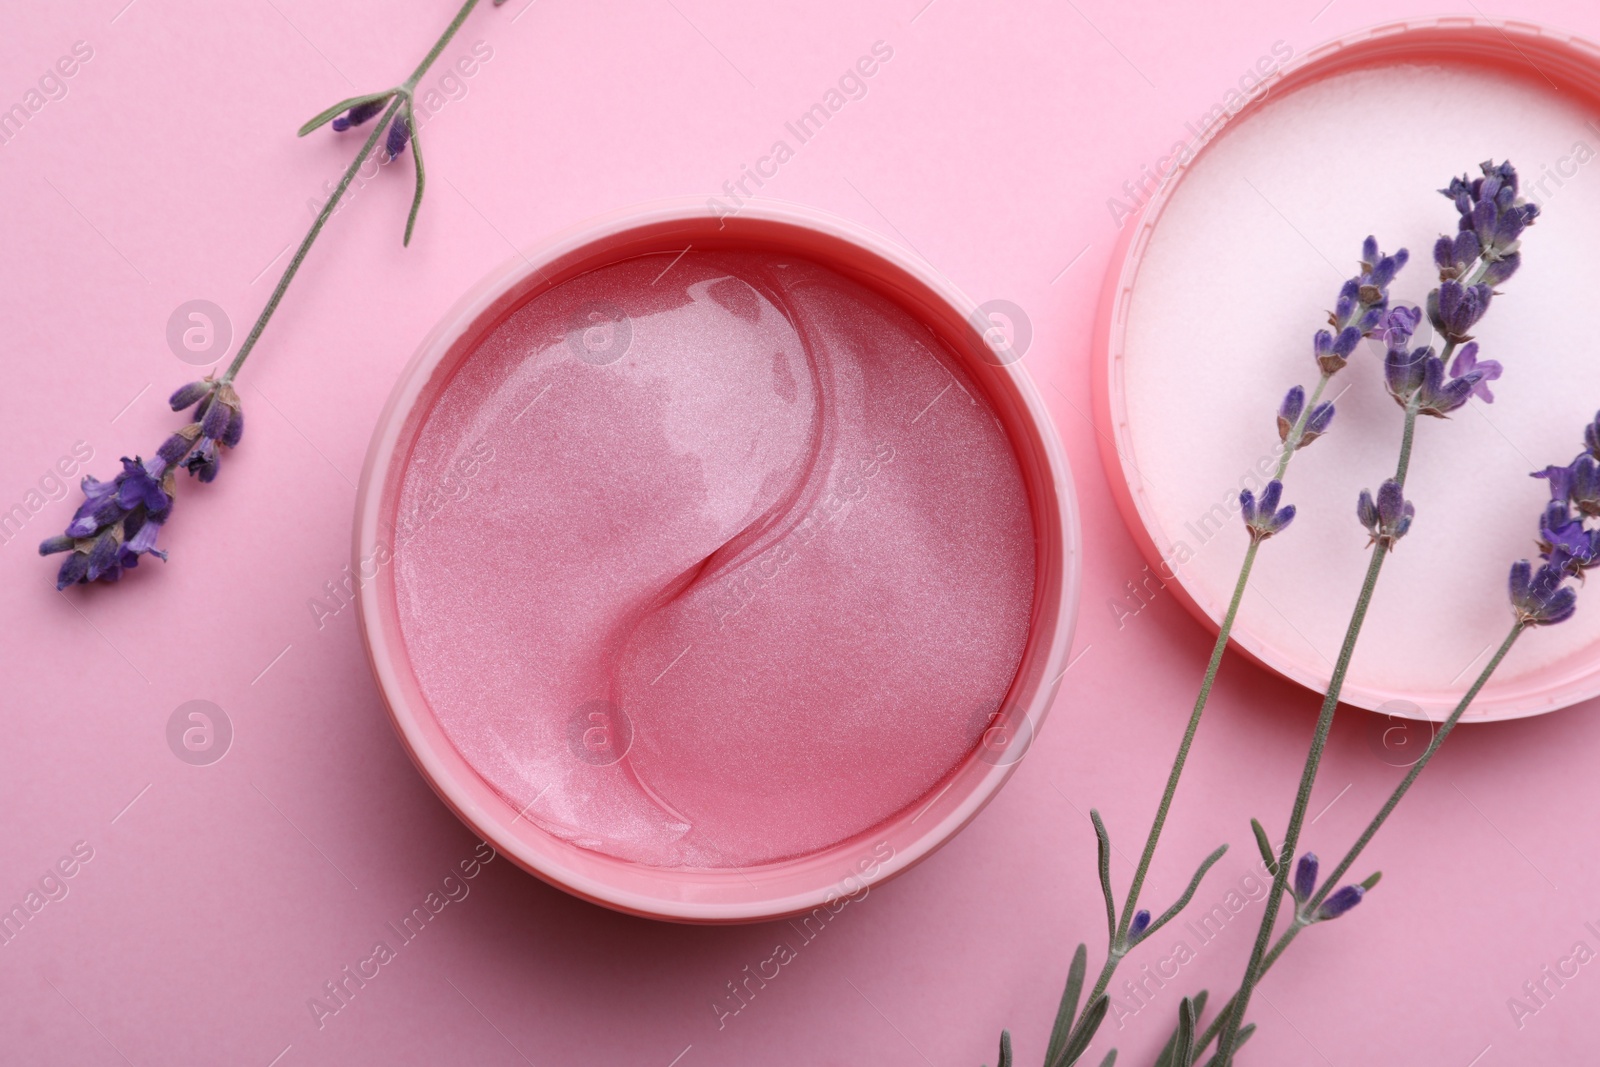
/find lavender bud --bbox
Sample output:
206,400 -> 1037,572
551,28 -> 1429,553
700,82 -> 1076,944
222,405 -> 245,448
55,549 -> 89,590
38,534 -> 75,556
1294,852 -> 1318,902
1316,884 -> 1365,921
1510,559 -> 1578,626
1482,252 -> 1521,287
169,380 -> 214,412
385,113 -> 412,160
1242,480 -> 1295,542
1360,479 -> 1414,548
1298,401 -> 1334,447
1277,385 -> 1305,441
333,96 -> 389,132
1128,909 -> 1152,945
201,396 -> 231,440
85,530 -> 119,582
1384,345 -> 1430,403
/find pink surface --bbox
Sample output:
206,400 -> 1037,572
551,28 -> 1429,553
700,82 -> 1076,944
393,248 -> 1035,870
3,1 -> 1599,1064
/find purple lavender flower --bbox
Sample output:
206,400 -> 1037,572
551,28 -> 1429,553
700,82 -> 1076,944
1384,344 -> 1490,417
169,379 -> 214,411
1358,479 -> 1414,549
1448,342 -> 1501,403
1432,232 -> 1482,282
41,381 -> 244,588
1241,480 -> 1296,542
1370,304 -> 1423,350
1128,909 -> 1152,945
1316,237 -> 1409,375
1383,345 -> 1429,403
1275,386 -> 1332,448
1539,455 -> 1600,517
1316,884 -> 1365,921
1301,402 -> 1335,447
39,457 -> 176,589
332,96 -> 391,132
1427,280 -> 1492,343
1414,354 -> 1475,417
1293,852 -> 1318,902
1439,161 -> 1539,286
1539,508 -> 1600,576
1509,560 -> 1577,626
1313,326 -> 1362,376
1277,385 -> 1304,441
385,112 -> 412,160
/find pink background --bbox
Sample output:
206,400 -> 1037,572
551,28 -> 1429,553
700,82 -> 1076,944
1,1 -> 1596,1064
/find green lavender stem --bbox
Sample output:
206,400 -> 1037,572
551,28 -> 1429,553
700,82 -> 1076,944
1212,401 -> 1421,1064
220,0 -> 489,386
1191,620 -> 1524,1061
1056,372 -> 1333,1063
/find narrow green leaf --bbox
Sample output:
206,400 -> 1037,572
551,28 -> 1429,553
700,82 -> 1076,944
297,91 -> 393,138
997,1028 -> 1012,1067
1197,1022 -> 1253,1067
402,98 -> 426,247
1090,810 -> 1117,948
1174,997 -> 1195,1067
1360,870 -> 1383,890
1153,991 -> 1206,1067
1058,995 -> 1109,1067
1045,944 -> 1089,1067
1250,818 -> 1277,875
1097,1051 -> 1118,1067
1144,843 -> 1229,940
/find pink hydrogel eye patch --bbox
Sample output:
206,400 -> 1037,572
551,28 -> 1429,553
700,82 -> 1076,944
392,251 -> 1035,868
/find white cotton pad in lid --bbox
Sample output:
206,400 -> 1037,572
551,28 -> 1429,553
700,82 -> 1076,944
1098,19 -> 1600,721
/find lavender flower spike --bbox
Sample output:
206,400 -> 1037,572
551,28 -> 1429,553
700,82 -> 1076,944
1241,480 -> 1296,542
1316,236 -> 1410,375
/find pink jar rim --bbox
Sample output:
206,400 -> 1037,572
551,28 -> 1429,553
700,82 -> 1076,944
1093,17 -> 1600,722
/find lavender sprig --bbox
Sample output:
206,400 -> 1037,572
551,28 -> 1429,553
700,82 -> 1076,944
1211,159 -> 1541,1067
40,0 -> 506,591
1023,237 -> 1409,1067
1187,413 -> 1588,1063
